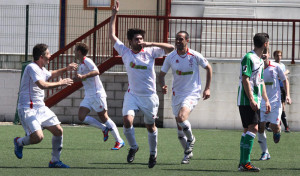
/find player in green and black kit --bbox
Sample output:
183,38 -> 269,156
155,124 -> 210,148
237,33 -> 271,172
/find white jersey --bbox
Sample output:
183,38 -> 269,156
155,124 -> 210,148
161,48 -> 208,97
261,60 -> 286,107
114,39 -> 165,96
18,62 -> 52,109
78,57 -> 106,98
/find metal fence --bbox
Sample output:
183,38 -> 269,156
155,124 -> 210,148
0,4 -> 164,55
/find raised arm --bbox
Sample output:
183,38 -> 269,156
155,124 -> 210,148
139,42 -> 174,54
109,0 -> 119,44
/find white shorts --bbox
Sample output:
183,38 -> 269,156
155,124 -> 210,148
122,92 -> 159,124
172,95 -> 200,117
18,106 -> 61,136
260,103 -> 282,125
80,94 -> 107,112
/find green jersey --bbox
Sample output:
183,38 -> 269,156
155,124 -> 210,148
237,51 -> 264,107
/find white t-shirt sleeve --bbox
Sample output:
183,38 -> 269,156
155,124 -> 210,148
84,58 -> 98,72
28,65 -> 49,83
151,47 -> 165,59
114,39 -> 128,56
161,55 -> 171,73
195,52 -> 208,68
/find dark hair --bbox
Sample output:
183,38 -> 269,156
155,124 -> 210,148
176,31 -> 189,40
32,43 -> 48,61
127,28 -> 145,40
253,33 -> 269,48
75,42 -> 89,56
273,50 -> 282,57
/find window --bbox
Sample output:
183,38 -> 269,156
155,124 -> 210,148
84,0 -> 114,10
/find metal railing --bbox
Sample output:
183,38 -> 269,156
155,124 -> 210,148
45,15 -> 300,105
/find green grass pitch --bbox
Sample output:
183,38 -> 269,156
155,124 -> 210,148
0,125 -> 299,176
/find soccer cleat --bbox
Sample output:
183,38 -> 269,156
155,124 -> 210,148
127,147 -> 139,163
242,162 -> 260,172
273,132 -> 281,143
111,141 -> 125,150
238,164 -> 246,171
49,160 -> 70,168
102,127 -> 109,142
14,137 -> 23,159
285,127 -> 290,133
184,137 -> 196,154
259,152 -> 271,160
148,155 -> 157,168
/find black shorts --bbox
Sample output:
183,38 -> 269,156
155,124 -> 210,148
280,87 -> 286,103
239,105 -> 260,128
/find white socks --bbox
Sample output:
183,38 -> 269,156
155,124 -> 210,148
51,136 -> 63,162
105,119 -> 123,143
177,129 -> 187,150
83,116 -> 106,131
178,120 -> 194,141
17,135 -> 30,146
123,126 -> 138,149
258,132 -> 268,153
148,129 -> 158,156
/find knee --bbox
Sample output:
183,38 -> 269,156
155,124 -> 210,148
31,133 -> 44,144
123,116 -> 132,128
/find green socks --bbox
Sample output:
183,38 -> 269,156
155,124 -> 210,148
242,133 -> 255,164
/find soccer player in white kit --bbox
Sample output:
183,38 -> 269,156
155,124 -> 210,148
73,42 -> 124,150
14,43 -> 77,168
257,48 -> 292,160
109,1 -> 174,168
274,50 -> 291,132
159,31 -> 212,164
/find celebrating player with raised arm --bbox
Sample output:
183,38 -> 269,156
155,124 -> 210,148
109,0 -> 174,168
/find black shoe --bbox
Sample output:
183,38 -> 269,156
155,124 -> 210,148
148,155 -> 157,168
127,147 -> 139,163
242,162 -> 260,172
285,127 -> 290,133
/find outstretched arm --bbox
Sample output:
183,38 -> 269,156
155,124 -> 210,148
50,62 -> 78,79
109,0 -> 119,44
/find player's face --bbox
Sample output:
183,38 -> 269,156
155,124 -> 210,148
74,48 -> 80,60
175,33 -> 189,51
274,52 -> 282,63
41,49 -> 51,65
130,34 -> 143,51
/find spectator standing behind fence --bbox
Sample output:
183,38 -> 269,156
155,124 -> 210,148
237,33 -> 271,172
73,42 -> 125,150
109,1 -> 174,168
273,50 -> 291,133
257,48 -> 292,161
14,43 -> 77,168
158,31 -> 212,164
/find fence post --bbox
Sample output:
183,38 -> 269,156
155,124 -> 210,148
93,8 -> 98,62
25,5 -> 29,61
291,21 -> 295,64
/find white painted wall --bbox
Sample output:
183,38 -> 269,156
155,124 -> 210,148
1,60 -> 299,131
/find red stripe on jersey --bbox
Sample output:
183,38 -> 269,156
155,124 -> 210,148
82,56 -> 86,64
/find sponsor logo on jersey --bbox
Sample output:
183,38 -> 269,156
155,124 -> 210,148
176,70 -> 193,75
130,62 -> 147,70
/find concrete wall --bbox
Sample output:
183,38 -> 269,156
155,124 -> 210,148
1,60 -> 299,131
